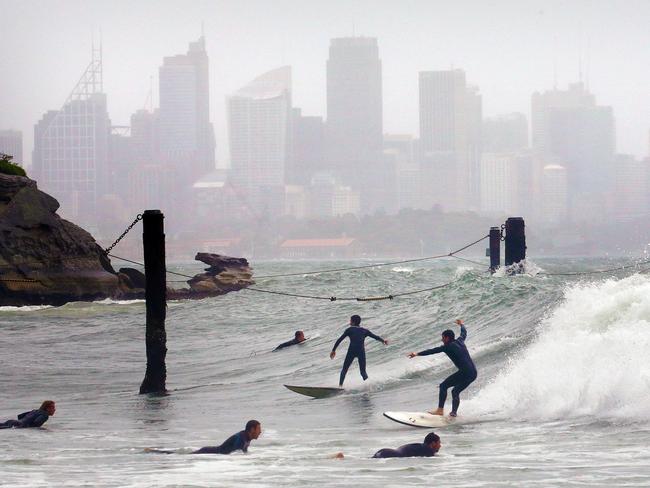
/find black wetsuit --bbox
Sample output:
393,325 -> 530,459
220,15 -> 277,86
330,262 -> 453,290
274,338 -> 304,351
332,326 -> 385,386
0,409 -> 50,429
193,430 -> 251,454
418,324 -> 477,415
372,443 -> 436,458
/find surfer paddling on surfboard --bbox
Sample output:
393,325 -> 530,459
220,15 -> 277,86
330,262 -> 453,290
330,315 -> 388,387
408,319 -> 477,417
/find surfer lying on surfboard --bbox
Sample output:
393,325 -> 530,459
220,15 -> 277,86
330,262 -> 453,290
372,432 -> 441,458
330,315 -> 388,387
145,420 -> 262,455
274,330 -> 306,351
408,319 -> 477,417
330,432 -> 441,459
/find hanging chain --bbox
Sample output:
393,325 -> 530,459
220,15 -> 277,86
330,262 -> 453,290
103,214 -> 143,255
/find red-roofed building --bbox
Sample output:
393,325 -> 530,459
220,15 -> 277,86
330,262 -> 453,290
279,238 -> 360,258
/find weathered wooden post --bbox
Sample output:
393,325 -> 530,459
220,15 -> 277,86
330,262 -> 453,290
504,217 -> 526,267
489,226 -> 501,272
139,209 -> 167,395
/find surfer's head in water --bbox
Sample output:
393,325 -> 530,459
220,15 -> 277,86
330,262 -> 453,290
40,400 -> 56,417
350,315 -> 361,326
245,420 -> 262,440
295,330 -> 305,342
424,432 -> 441,453
441,330 -> 455,345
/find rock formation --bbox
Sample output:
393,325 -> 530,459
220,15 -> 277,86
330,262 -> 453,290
0,174 -> 253,306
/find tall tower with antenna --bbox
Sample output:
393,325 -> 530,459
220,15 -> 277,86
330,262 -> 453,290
33,44 -> 111,228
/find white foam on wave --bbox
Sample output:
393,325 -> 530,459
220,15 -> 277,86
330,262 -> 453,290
0,305 -> 53,313
471,273 -> 650,422
491,259 -> 543,277
392,266 -> 414,274
91,298 -> 146,306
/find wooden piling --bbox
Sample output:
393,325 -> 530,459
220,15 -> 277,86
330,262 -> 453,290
504,217 -> 526,267
139,209 -> 167,395
489,226 -> 501,272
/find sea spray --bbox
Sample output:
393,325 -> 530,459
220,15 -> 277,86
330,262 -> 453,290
471,274 -> 650,421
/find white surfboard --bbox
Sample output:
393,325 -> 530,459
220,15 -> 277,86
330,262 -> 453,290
284,384 -> 344,399
383,411 -> 458,428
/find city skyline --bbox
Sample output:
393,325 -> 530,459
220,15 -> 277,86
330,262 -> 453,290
1,0 -> 648,169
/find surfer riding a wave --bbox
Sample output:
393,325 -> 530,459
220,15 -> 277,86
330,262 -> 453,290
330,315 -> 389,387
408,319 -> 477,417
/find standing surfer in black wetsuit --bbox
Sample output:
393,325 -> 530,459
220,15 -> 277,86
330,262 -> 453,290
193,420 -> 262,454
408,319 -> 477,417
330,315 -> 388,387
0,400 -> 56,429
274,330 -> 306,351
372,432 -> 441,458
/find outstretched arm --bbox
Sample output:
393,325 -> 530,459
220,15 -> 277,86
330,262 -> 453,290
456,319 -> 467,343
366,330 -> 387,344
331,330 -> 349,353
416,346 -> 445,356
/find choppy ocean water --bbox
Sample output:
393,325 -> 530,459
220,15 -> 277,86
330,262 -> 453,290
1,258 -> 650,487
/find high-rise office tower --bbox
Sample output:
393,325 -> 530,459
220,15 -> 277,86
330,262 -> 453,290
532,82 -> 614,216
541,165 -> 568,224
419,70 -> 482,211
0,130 -> 23,166
159,37 -> 215,181
483,113 -> 528,152
228,66 -> 292,215
288,108 -> 325,186
613,154 -> 647,219
480,153 -> 519,215
326,37 -> 383,213
33,48 -> 110,227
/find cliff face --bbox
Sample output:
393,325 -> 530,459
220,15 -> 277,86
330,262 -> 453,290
0,174 -> 253,306
0,174 -> 119,306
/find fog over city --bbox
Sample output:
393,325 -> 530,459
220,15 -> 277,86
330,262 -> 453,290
1,0 -> 649,258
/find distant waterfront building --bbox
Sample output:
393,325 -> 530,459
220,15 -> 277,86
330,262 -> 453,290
541,164 -> 568,224
284,185 -> 308,219
308,172 -> 360,218
326,37 -> 383,213
159,37 -> 215,181
228,66 -> 292,215
33,49 -> 110,227
419,69 -> 482,210
0,130 -> 23,166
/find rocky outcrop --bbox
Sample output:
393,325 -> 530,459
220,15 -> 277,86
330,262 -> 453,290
181,253 -> 253,299
0,174 -> 253,306
0,174 -> 119,306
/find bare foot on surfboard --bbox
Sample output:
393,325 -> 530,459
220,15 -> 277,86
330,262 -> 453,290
428,408 -> 444,416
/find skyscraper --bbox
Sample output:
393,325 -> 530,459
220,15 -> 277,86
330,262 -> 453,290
33,48 -> 110,227
483,113 -> 528,153
288,108 -> 325,186
228,66 -> 292,214
0,130 -> 23,166
326,37 -> 383,213
532,82 -> 614,216
159,37 -> 215,181
419,70 -> 482,211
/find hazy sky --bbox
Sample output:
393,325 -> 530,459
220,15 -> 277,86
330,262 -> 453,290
1,0 -> 648,167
